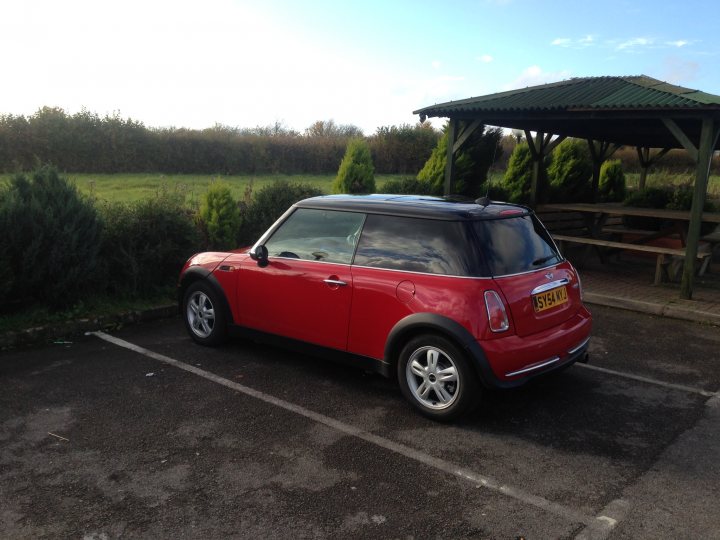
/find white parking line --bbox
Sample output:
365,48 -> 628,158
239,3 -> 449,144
89,331 -> 615,534
577,363 -> 718,397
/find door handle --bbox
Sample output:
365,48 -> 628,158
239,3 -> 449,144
323,278 -> 347,287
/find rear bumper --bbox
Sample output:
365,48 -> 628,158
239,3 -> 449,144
478,307 -> 592,386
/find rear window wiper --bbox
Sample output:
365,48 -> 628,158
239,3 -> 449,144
532,255 -> 556,266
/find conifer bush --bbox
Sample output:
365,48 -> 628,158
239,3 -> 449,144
598,159 -> 626,202
0,166 -> 103,308
501,142 -> 535,203
547,139 -> 593,202
199,182 -> 240,250
417,124 -> 502,198
332,138 -> 376,194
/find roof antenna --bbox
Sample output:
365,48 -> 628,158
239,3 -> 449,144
476,129 -> 500,207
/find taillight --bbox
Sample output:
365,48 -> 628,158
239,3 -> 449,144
574,268 -> 584,300
484,290 -> 509,333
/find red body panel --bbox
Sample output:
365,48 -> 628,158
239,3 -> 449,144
347,267 -> 493,360
482,308 -> 591,381
236,257 -> 354,351
493,261 -> 582,338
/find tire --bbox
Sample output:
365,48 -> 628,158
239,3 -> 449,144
397,334 -> 480,421
182,281 -> 228,346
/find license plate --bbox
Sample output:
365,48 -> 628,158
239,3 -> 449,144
532,286 -> 568,313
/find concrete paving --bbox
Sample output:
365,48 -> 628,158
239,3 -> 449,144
580,258 -> 720,326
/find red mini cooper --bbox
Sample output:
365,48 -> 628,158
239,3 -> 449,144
179,195 -> 591,420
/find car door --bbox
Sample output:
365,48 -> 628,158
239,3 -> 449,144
237,208 -> 365,351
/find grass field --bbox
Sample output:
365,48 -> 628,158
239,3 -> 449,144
624,172 -> 720,197
2,170 -> 718,203
0,173 -> 410,204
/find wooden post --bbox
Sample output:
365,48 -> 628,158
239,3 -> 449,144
637,147 -> 650,189
636,146 -> 669,190
588,140 -> 618,202
444,119 -> 458,195
680,118 -> 716,299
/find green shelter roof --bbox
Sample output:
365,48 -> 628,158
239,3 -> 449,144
414,75 -> 720,149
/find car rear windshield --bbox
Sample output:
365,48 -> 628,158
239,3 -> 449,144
472,214 -> 561,276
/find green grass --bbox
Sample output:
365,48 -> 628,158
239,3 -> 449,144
3,170 -> 717,204
0,173 -> 410,204
624,172 -> 720,197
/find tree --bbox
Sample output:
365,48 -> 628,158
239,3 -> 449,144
332,138 -> 376,194
304,119 -> 364,138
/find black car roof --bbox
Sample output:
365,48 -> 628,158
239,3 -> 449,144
294,194 -> 531,221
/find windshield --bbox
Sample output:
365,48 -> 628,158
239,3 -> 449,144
472,215 -> 561,276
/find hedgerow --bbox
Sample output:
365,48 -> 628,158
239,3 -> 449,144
0,108 -> 440,175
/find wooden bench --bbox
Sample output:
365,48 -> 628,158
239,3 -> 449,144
552,234 -> 711,284
536,210 -> 623,237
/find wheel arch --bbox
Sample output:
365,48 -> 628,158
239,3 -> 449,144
178,267 -> 234,325
384,313 -> 499,388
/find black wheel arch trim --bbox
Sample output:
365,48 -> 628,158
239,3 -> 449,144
384,313 -> 511,389
178,268 -> 234,325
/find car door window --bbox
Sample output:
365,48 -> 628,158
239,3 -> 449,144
264,208 -> 365,264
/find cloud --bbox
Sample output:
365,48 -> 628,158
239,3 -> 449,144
505,66 -> 572,89
478,54 -> 494,63
431,60 -> 442,69
551,35 -> 595,49
551,38 -> 571,47
661,56 -> 699,84
616,37 -> 654,51
666,40 -> 689,48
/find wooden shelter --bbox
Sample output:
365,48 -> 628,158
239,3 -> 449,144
414,75 -> 720,299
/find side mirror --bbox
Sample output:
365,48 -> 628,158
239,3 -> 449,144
249,244 -> 269,267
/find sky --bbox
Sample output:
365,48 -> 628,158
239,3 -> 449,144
2,0 -> 718,134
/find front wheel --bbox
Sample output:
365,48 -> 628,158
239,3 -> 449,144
397,334 -> 480,421
182,281 -> 228,346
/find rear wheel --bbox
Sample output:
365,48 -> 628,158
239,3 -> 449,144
182,281 -> 227,346
397,334 -> 480,421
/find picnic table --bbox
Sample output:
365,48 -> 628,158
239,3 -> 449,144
536,203 -> 720,284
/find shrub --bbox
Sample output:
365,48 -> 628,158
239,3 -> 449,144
598,159 -> 626,202
98,194 -> 200,296
547,139 -> 593,202
381,176 -> 440,195
0,167 -> 102,308
332,138 -> 376,194
622,187 -> 672,230
238,180 -> 324,246
501,142 -> 535,203
623,187 -> 671,209
199,182 -> 240,250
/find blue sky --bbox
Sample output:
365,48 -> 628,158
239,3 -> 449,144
2,0 -> 718,133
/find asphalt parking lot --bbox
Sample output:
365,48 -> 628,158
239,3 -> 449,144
2,304 -> 720,539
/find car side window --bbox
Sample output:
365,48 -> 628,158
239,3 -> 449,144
264,208 -> 365,264
353,214 -> 478,276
